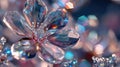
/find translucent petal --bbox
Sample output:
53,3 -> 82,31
23,0 -> 48,29
41,10 -> 68,33
3,11 -> 31,36
39,40 -> 65,64
47,30 -> 79,48
11,38 -> 36,60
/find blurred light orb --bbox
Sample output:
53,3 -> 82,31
94,44 -> 104,55
87,31 -> 98,44
88,15 -> 98,27
39,61 -> 53,67
57,0 -> 66,7
0,0 -> 9,10
64,51 -> 74,60
88,15 -> 98,20
79,60 -> 91,67
88,31 -> 98,40
57,0 -> 69,7
112,54 -> 116,57
72,59 -> 78,65
77,15 -> 88,26
75,24 -> 85,34
65,2 -> 74,9
3,48 -> 11,55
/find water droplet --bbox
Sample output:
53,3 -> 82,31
39,40 -> 65,64
11,38 -> 36,60
23,0 -> 47,29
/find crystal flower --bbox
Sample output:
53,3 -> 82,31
2,0 -> 79,64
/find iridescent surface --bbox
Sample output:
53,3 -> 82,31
2,0 -> 72,64
11,38 -> 36,60
38,9 -> 69,40
44,10 -> 68,31
47,32 -> 79,48
40,40 -> 65,64
23,0 -> 47,29
0,0 -> 120,66
3,11 -> 31,36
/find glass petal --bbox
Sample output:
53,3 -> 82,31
3,11 -> 32,36
23,0 -> 48,30
41,9 -> 68,34
11,38 -> 37,60
47,30 -> 79,48
39,40 -> 65,64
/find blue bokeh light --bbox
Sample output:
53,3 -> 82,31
64,51 -> 74,60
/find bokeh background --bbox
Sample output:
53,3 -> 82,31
0,0 -> 120,67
